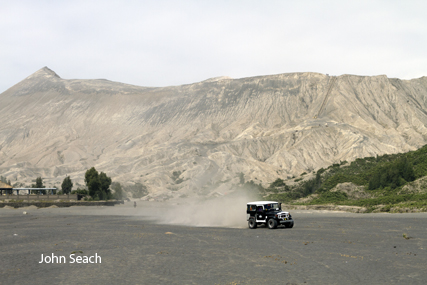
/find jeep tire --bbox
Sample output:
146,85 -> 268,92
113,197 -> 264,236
284,222 -> 294,228
248,218 -> 257,229
267,219 -> 277,229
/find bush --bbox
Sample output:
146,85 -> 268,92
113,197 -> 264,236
243,180 -> 266,194
111,182 -> 126,200
71,188 -> 89,195
309,191 -> 348,204
368,157 -> 415,190
85,167 -> 112,199
269,178 -> 287,188
125,183 -> 148,198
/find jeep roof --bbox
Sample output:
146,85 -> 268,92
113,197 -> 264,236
247,201 -> 279,206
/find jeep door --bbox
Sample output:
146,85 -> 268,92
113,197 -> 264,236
247,204 -> 256,220
256,206 -> 265,221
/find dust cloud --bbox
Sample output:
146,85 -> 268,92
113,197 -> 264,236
151,191 -> 259,228
0,190 -> 260,229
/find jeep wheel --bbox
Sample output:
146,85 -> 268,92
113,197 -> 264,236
285,222 -> 294,228
267,219 -> 277,229
248,218 -> 257,229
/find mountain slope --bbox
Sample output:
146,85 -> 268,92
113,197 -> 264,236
1,67 -> 427,197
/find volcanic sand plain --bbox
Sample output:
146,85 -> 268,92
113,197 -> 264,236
1,202 -> 427,284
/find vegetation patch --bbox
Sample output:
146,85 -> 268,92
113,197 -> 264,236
263,144 -> 427,212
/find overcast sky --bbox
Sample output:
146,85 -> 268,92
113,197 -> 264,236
1,0 -> 426,93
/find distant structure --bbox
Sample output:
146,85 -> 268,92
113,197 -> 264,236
0,181 -> 12,194
0,182 -> 57,195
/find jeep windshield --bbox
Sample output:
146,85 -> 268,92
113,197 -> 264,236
264,203 -> 280,211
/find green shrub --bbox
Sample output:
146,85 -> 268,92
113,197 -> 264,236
309,191 -> 348,204
268,144 -> 427,210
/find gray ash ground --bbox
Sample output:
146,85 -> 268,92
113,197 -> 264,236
1,202 -> 426,284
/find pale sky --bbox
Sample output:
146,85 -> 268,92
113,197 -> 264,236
1,0 -> 426,93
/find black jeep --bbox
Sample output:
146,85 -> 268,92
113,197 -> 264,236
247,201 -> 294,229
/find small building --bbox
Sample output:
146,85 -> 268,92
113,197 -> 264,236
0,181 -> 13,195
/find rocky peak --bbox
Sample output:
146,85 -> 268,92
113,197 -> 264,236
2,67 -> 64,97
25,66 -> 61,80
